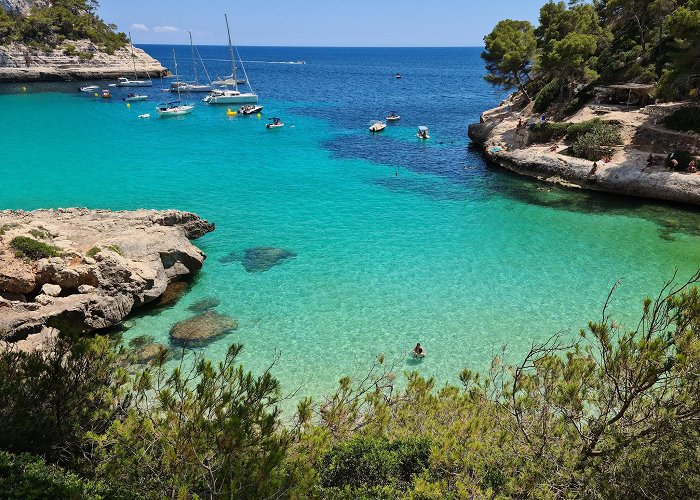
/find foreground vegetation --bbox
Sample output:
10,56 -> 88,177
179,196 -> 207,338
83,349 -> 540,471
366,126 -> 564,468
482,0 -> 700,112
0,0 -> 127,53
2,271 -> 700,498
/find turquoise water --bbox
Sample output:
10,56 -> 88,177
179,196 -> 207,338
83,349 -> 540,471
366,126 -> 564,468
2,47 -> 700,402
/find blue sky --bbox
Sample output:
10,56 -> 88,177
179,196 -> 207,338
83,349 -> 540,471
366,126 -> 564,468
98,0 -> 544,47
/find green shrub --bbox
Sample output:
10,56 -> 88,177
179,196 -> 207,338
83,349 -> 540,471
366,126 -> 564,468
0,451 -> 111,500
534,78 -> 561,113
86,246 -> 101,257
663,107 -> 700,134
105,244 -> 122,255
63,43 -> 77,56
563,84 -> 595,116
10,236 -> 60,260
529,121 -> 570,142
28,228 -> 47,239
571,121 -> 622,160
78,51 -> 94,60
320,436 -> 431,491
0,223 -> 20,236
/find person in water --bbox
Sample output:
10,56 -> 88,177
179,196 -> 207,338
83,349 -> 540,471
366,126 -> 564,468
413,343 -> 425,357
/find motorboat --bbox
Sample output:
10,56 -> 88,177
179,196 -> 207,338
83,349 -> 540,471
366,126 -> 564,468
266,117 -> 284,129
124,93 -> 148,102
395,72 -> 402,79
156,101 -> 194,117
369,120 -> 386,133
116,77 -> 153,87
101,89 -> 111,99
417,125 -> 430,140
204,15 -> 258,105
80,85 -> 99,92
386,112 -> 401,122
203,88 -> 258,105
138,113 -> 150,119
239,104 -> 263,115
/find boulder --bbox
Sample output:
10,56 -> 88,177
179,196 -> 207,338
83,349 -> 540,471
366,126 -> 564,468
77,284 -> 96,294
241,247 -> 297,273
132,342 -> 170,364
40,283 -> 62,297
155,281 -> 190,308
170,310 -> 238,346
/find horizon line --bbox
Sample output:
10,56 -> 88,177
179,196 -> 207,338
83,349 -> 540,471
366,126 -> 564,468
136,43 -> 485,49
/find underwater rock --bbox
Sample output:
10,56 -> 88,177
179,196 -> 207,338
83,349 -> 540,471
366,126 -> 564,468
187,297 -> 221,313
170,310 -> 238,346
241,247 -> 297,273
154,281 -> 190,308
218,251 -> 241,264
132,342 -> 170,364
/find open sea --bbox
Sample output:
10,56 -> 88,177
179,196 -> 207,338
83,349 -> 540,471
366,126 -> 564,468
2,46 -> 700,404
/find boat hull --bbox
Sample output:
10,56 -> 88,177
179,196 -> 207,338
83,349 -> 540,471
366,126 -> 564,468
156,105 -> 194,117
204,93 -> 258,105
117,80 -> 153,87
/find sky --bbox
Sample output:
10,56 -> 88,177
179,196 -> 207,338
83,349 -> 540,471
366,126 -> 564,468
97,0 -> 544,47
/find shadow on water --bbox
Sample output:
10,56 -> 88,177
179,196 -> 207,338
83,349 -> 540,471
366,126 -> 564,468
483,155 -> 700,240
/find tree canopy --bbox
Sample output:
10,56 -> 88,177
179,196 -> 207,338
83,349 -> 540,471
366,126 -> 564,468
482,19 -> 537,100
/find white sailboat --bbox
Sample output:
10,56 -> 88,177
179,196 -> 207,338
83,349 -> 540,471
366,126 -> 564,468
156,49 -> 194,117
116,32 -> 153,87
174,31 -> 215,93
203,14 -> 258,105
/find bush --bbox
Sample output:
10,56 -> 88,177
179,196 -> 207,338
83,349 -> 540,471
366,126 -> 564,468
0,452 -> 112,500
534,78 -> 561,113
63,43 -> 77,56
571,121 -> 622,160
78,51 -> 94,60
86,246 -> 101,257
663,107 -> 700,134
563,84 -> 595,116
320,436 -> 431,491
10,236 -> 60,260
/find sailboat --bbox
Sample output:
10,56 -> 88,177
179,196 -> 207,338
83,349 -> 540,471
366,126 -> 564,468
174,31 -> 215,93
116,32 -> 153,87
203,14 -> 258,105
156,49 -> 194,117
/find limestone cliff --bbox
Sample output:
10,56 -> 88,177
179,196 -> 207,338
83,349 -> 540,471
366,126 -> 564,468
0,209 -> 215,347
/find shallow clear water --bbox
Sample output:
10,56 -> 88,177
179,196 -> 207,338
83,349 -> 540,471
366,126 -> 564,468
1,46 -> 700,403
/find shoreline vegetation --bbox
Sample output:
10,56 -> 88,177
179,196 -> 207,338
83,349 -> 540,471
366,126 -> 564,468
2,270 -> 700,498
0,0 -> 166,81
469,0 -> 700,206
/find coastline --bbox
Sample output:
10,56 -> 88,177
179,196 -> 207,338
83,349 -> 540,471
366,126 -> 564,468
0,40 -> 167,82
468,98 -> 700,206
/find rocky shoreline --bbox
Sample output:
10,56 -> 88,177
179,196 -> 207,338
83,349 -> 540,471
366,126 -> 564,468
0,209 -> 214,349
468,99 -> 700,206
0,40 -> 167,82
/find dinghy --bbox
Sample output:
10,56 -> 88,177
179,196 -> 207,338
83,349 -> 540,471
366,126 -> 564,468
124,94 -> 148,102
386,112 -> 400,122
266,117 -> 284,129
239,104 -> 263,115
417,125 -> 430,140
80,85 -> 99,92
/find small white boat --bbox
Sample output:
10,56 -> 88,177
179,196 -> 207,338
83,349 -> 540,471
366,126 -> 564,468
138,113 -> 150,119
204,88 -> 258,104
124,93 -> 148,102
80,85 -> 99,92
179,83 -> 215,92
156,101 -> 194,117
386,112 -> 400,122
266,117 -> 284,129
239,104 -> 263,115
417,125 -> 430,140
116,77 -> 153,87
395,72 -> 402,79
369,120 -> 386,133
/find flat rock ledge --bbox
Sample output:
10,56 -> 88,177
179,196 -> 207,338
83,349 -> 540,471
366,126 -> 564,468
0,208 -> 214,347
468,101 -> 700,206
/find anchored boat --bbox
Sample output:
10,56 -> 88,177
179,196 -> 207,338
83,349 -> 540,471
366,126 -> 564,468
115,33 -> 153,87
369,120 -> 387,133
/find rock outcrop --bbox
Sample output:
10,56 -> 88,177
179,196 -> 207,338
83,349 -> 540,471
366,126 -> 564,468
468,98 -> 700,205
0,39 -> 167,82
170,310 -> 238,346
0,208 -> 215,344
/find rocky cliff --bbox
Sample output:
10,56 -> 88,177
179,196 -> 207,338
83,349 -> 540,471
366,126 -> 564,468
468,98 -> 700,205
0,209 -> 215,348
0,0 -> 47,14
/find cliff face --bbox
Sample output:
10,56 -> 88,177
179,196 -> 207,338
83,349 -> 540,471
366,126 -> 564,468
0,209 -> 215,348
0,0 -> 48,15
0,39 -> 167,81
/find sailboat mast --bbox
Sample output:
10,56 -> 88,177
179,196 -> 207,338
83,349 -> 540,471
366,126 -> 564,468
189,30 -> 198,85
173,48 -> 182,101
129,32 -> 137,79
224,14 -> 238,91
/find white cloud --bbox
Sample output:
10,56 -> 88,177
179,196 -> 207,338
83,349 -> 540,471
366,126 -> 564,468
153,25 -> 181,34
129,23 -> 149,32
